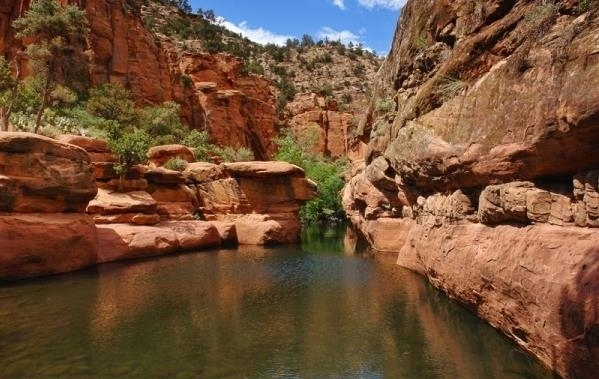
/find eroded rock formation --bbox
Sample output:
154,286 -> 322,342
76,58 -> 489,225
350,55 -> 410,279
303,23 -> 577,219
0,132 -> 314,280
344,1 -> 599,377
0,132 -> 98,279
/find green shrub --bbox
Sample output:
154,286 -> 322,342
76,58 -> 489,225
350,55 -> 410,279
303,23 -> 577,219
374,97 -> 395,113
212,146 -> 255,162
139,101 -> 187,143
164,156 -> 189,171
108,128 -> 151,191
182,130 -> 213,161
275,128 -> 347,223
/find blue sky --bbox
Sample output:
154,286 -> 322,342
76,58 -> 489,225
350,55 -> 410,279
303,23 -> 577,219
189,0 -> 407,56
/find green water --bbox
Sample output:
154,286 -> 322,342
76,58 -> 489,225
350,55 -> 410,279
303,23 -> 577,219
0,225 -> 551,378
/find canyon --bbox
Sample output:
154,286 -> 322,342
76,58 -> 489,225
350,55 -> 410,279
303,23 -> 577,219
343,1 -> 599,378
0,0 -> 598,378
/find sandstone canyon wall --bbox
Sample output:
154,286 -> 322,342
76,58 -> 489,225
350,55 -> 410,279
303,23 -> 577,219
344,1 -> 599,378
0,0 -> 279,159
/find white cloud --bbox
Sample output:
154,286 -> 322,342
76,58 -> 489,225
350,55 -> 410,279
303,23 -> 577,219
332,0 -> 346,10
318,26 -> 361,46
357,0 -> 407,10
217,18 -> 294,46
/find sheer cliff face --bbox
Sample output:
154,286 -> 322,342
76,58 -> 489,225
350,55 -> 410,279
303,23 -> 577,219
360,0 -> 599,191
346,1 -> 599,378
0,0 -> 279,159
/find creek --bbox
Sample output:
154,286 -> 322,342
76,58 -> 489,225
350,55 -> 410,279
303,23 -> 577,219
0,225 -> 551,378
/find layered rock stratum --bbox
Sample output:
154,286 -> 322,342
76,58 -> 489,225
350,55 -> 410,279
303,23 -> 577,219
344,1 -> 599,377
1,133 -> 315,280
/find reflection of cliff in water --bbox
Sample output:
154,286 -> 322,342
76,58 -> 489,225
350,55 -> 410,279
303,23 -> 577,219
0,226 -> 550,378
559,247 -> 599,379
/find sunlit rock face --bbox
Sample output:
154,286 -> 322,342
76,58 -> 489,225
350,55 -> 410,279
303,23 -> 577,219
0,132 -> 99,279
344,1 -> 599,377
0,1 -> 280,159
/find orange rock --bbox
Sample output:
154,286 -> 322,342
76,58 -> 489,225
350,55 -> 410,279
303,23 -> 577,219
54,134 -> 109,152
0,213 -> 98,280
231,214 -> 301,245
86,189 -> 157,215
96,223 -> 179,263
92,213 -> 161,226
144,167 -> 186,184
0,132 -> 97,213
147,144 -> 195,168
161,221 -> 221,251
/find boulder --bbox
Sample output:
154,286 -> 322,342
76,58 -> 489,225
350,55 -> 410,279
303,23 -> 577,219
0,213 -> 98,280
223,161 -> 306,178
86,189 -> 157,215
232,214 -> 301,245
162,221 -> 221,251
54,134 -> 110,152
0,132 -> 97,213
96,224 -> 179,263
184,162 -> 226,183
144,167 -> 186,184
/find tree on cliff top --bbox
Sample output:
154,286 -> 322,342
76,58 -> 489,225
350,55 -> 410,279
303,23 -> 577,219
12,0 -> 90,134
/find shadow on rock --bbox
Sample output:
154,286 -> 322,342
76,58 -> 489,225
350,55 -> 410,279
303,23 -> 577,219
559,247 -> 599,378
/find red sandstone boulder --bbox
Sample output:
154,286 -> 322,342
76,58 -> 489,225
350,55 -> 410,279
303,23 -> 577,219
0,213 -> 98,280
54,134 -> 109,152
147,144 -> 195,168
96,224 -> 180,263
0,132 -> 97,213
145,167 -> 186,184
184,162 -> 226,183
87,189 -> 157,215
161,221 -> 221,251
232,214 -> 301,245
223,161 -> 306,178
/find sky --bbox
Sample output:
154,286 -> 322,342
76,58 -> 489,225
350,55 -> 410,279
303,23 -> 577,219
189,0 -> 407,56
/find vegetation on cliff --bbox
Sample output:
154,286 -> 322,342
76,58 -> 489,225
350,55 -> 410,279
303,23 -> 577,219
275,127 -> 347,223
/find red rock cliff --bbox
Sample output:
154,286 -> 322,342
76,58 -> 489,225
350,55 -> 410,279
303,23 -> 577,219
344,1 -> 599,378
0,0 -> 279,159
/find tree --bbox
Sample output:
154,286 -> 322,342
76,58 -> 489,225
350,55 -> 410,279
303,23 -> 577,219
108,128 -> 150,192
0,56 -> 20,131
86,83 -> 137,127
13,0 -> 90,133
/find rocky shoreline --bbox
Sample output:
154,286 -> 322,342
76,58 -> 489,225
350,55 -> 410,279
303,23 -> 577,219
0,132 -> 316,280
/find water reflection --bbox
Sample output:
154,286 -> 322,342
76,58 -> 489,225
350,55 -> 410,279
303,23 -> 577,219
0,225 -> 551,378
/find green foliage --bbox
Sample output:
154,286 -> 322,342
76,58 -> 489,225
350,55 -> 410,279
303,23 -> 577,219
275,128 -> 348,223
242,60 -> 265,76
438,75 -> 467,99
315,83 -> 334,97
413,33 -> 429,50
12,0 -> 90,132
0,56 -> 19,131
164,156 -> 189,171
212,146 -> 255,162
276,78 -> 297,115
139,101 -> 187,144
374,97 -> 395,114
108,128 -> 151,191
86,83 -> 137,128
181,130 -> 211,161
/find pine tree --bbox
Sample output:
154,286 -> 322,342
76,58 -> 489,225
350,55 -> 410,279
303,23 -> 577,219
12,0 -> 90,133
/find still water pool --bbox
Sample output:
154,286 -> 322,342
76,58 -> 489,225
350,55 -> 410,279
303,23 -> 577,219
0,226 -> 551,378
